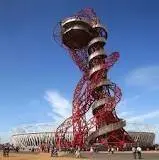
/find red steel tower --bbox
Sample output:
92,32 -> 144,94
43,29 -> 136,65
53,8 -> 133,149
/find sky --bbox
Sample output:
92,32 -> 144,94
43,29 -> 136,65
0,0 -> 159,143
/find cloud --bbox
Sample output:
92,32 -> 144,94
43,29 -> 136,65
11,122 -> 57,134
117,95 -> 159,143
0,132 -> 11,143
117,95 -> 140,118
9,90 -> 159,143
126,111 -> 159,143
44,90 -> 71,123
125,65 -> 159,90
9,90 -> 72,141
125,110 -> 159,143
127,110 -> 159,123
118,95 -> 140,109
125,122 -> 157,133
119,111 -> 130,117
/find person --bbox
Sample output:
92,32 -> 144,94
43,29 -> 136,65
31,147 -> 34,152
75,147 -> 81,158
41,144 -> 44,152
137,146 -> 142,159
90,146 -> 94,153
132,146 -> 137,159
16,146 -> 19,152
3,145 -> 6,157
108,146 -> 111,153
47,144 -> 50,153
51,147 -> 58,157
51,147 -> 54,157
107,146 -> 112,160
70,147 -> 73,153
89,146 -> 94,158
111,147 -> 114,154
3,145 -> 10,157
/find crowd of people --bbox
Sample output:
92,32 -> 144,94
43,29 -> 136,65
0,143 -> 19,157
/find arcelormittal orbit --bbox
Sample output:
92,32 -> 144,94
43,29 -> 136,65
53,8 -> 133,149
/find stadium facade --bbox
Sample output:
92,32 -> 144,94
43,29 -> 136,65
11,131 -> 155,148
10,122 -> 156,148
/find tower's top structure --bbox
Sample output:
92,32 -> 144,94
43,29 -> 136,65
54,8 -> 107,50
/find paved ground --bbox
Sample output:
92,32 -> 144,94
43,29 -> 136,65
0,152 -> 87,160
0,151 -> 159,160
82,151 -> 159,160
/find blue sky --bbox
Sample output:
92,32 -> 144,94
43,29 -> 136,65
0,0 -> 159,143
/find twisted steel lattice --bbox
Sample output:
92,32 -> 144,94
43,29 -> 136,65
53,8 -> 133,149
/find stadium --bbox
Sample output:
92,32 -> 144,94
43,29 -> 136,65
11,122 -> 156,149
